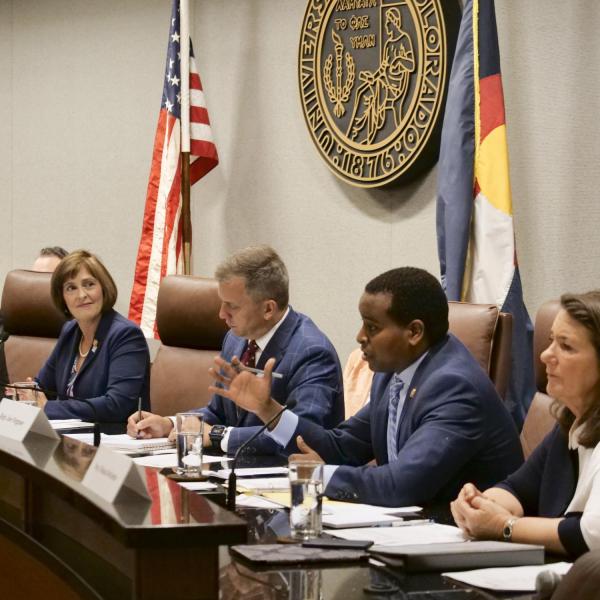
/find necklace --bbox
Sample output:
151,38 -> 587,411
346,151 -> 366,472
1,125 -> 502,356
78,338 -> 91,358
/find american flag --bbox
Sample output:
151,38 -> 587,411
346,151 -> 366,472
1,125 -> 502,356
129,0 -> 218,337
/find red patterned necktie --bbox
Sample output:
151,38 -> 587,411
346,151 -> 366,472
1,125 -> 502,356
240,340 -> 259,368
236,340 -> 259,421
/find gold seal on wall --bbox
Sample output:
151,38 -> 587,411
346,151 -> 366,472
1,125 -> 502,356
299,0 -> 456,188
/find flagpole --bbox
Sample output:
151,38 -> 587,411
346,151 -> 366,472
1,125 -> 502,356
180,0 -> 192,275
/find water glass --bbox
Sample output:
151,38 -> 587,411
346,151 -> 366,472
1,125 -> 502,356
288,458 -> 323,540
11,381 -> 39,406
175,413 -> 203,477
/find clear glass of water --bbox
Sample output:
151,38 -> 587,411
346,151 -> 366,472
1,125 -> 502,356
175,413 -> 203,477
288,458 -> 324,540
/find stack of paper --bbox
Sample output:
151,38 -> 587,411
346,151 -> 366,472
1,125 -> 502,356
50,419 -> 95,430
443,562 -> 572,592
66,432 -> 175,452
322,503 -> 421,528
330,523 -> 466,546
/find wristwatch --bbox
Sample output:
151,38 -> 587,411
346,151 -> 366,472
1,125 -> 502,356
209,425 -> 227,451
502,517 -> 519,542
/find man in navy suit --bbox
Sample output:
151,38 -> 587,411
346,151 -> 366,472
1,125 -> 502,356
128,245 -> 344,455
213,267 -> 523,508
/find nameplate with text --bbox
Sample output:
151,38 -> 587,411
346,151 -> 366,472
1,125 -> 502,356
0,398 -> 60,442
82,445 -> 150,503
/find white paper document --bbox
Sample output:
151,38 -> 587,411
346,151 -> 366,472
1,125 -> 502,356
214,466 -> 289,479
443,562 -> 572,592
235,477 -> 290,491
133,453 -> 231,468
133,453 -> 178,468
322,504 -> 421,528
65,433 -> 174,452
50,419 -> 95,430
330,523 -> 466,546
235,494 -> 286,509
178,481 -> 218,491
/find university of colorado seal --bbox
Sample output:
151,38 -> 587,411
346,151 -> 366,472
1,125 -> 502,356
299,0 -> 457,187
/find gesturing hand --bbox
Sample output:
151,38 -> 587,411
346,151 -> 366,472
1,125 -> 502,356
208,356 -> 279,422
289,436 -> 324,463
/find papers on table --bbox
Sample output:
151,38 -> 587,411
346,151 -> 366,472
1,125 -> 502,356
236,477 -> 290,491
178,481 -> 218,491
50,419 -> 95,430
65,433 -> 174,452
213,466 -> 288,479
322,503 -> 421,529
330,523 -> 466,546
235,494 -> 286,509
133,453 -> 178,468
132,453 -> 231,469
443,562 -> 572,592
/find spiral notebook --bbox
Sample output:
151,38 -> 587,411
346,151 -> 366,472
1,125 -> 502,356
65,433 -> 175,453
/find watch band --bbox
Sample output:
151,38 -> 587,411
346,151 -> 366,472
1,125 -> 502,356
210,425 -> 227,451
502,517 -> 519,542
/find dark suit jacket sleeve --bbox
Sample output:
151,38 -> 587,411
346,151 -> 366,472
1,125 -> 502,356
495,426 -> 590,558
227,343 -> 342,455
42,323 -> 150,422
293,373 -> 499,506
494,429 -> 552,515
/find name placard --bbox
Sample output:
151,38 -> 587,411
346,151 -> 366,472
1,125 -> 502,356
82,445 -> 150,503
0,398 -> 60,442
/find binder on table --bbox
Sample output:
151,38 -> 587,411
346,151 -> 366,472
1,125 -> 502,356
369,541 -> 544,572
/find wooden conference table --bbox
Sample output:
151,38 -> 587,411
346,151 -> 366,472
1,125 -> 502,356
0,433 -> 535,600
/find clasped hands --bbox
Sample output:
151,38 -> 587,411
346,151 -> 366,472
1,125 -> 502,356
450,483 -> 514,540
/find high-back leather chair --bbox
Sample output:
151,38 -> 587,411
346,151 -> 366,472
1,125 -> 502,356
344,301 -> 513,418
1,270 -> 67,383
520,299 -> 560,458
448,301 -> 513,400
150,275 -> 228,416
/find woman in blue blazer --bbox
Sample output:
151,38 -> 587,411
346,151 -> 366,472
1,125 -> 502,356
15,250 -> 150,423
451,291 -> 600,559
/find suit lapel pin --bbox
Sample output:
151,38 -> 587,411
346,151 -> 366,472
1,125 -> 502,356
410,388 -> 417,399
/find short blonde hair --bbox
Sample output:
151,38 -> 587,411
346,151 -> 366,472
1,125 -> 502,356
215,245 -> 289,309
51,250 -> 117,316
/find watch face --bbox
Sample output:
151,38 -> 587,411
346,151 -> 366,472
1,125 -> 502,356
210,425 -> 226,439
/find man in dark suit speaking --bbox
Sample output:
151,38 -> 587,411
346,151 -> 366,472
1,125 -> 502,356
129,245 -> 344,455
212,267 -> 523,508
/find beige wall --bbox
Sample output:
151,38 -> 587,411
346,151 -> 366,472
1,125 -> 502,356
1,0 -> 599,364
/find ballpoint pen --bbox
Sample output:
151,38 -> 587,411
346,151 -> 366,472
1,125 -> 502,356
236,365 -> 284,379
376,519 -> 433,527
136,397 -> 142,439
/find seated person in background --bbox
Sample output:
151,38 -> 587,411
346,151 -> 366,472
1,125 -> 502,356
11,250 -> 150,423
451,291 -> 600,559
0,245 -> 69,385
32,246 -> 68,272
210,267 -> 523,508
128,245 -> 344,454
343,347 -> 373,418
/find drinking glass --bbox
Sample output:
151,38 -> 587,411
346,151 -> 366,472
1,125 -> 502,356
288,458 -> 323,539
175,413 -> 203,477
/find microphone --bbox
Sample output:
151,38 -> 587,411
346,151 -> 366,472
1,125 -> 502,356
535,569 -> 564,599
227,398 -> 297,511
1,381 -> 101,447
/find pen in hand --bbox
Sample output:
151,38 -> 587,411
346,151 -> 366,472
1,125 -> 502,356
136,397 -> 142,439
235,365 -> 284,379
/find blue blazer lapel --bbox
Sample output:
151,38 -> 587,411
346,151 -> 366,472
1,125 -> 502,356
371,373 -> 393,464
394,336 -> 449,450
256,308 -> 299,370
74,310 -> 116,379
